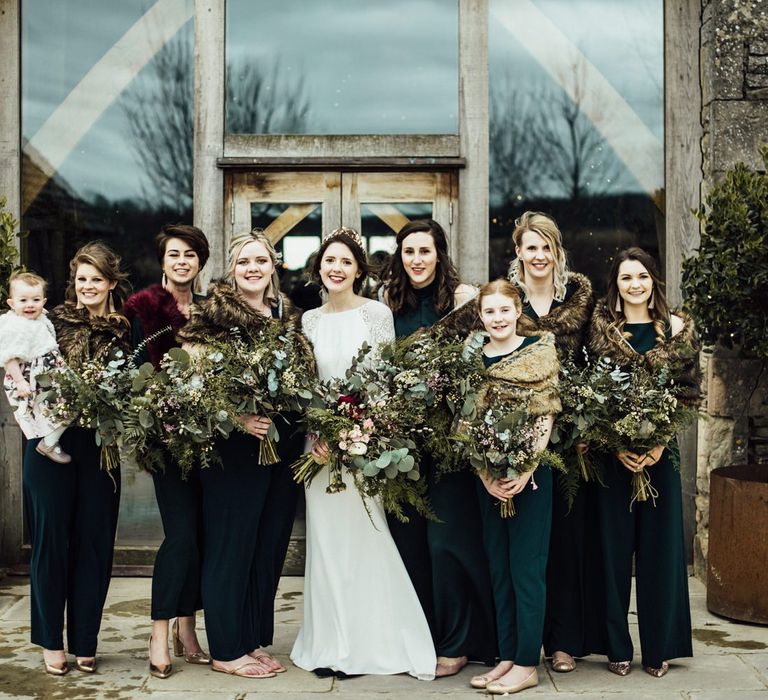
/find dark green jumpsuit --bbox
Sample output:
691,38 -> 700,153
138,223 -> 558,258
476,337 -> 552,666
595,322 -> 692,668
388,282 -> 496,661
524,288 -> 606,658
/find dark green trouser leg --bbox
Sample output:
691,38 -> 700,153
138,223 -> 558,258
387,457 -> 436,638
23,428 -> 120,657
544,477 -> 606,657
596,447 -> 692,667
200,433 -> 271,661
428,470 -> 496,661
476,467 -> 552,666
151,458 -> 203,620
252,422 -> 302,647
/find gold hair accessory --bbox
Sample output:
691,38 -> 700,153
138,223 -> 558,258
323,226 -> 364,250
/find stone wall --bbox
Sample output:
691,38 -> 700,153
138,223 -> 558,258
695,0 -> 768,580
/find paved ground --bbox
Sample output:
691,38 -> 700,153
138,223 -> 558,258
0,574 -> 767,699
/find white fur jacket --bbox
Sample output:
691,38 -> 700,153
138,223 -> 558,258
0,311 -> 58,367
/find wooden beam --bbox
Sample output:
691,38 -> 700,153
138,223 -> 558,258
457,0 -> 489,286
365,204 -> 411,234
193,0 -> 225,280
666,0 -> 703,566
217,157 -> 466,171
0,0 -> 24,567
264,203 -> 319,243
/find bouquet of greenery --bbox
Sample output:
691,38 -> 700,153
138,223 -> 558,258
456,401 -> 564,517
553,353 -> 697,509
38,344 -> 132,478
212,325 -> 315,465
122,347 -> 236,475
292,343 -> 431,522
385,329 -> 486,474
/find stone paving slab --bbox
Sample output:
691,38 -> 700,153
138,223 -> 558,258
1,574 -> 768,699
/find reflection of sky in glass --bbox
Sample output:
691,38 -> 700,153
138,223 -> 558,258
22,0 -> 193,202
226,0 -> 459,134
489,0 -> 663,199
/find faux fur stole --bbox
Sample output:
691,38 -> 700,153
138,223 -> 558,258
588,298 -> 702,405
476,332 -> 562,418
177,280 -> 300,347
517,272 -> 594,359
0,311 -> 58,366
50,302 -> 131,371
430,288 -> 483,340
123,285 -> 190,367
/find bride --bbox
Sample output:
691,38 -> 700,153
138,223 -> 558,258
290,227 -> 436,680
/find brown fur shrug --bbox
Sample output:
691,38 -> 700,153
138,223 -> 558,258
587,298 -> 702,406
50,302 -> 131,370
517,272 -> 594,359
429,289 -> 483,340
176,281 -> 313,369
476,332 -> 562,417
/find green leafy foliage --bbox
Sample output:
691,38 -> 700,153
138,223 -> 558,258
682,146 -> 768,358
0,197 -> 23,300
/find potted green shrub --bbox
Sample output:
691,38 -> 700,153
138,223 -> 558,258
681,145 -> 768,624
0,196 -> 23,299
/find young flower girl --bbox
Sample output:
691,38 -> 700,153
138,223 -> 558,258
0,271 -> 70,463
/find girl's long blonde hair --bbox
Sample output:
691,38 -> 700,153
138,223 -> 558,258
508,211 -> 569,302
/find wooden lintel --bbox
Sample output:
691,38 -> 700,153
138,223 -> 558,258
216,157 -> 467,172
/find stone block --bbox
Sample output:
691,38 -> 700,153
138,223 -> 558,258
748,54 -> 768,73
747,72 -> 768,87
707,354 -> 767,417
711,100 -> 768,173
747,86 -> 768,99
751,39 -> 768,55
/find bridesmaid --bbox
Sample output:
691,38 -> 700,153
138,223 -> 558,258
124,224 -> 211,678
177,230 -> 305,678
587,247 -> 699,677
23,241 -> 130,675
381,218 -> 496,676
507,211 -> 602,673
471,279 -> 561,695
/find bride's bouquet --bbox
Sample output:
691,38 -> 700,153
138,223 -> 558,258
292,343 -> 431,522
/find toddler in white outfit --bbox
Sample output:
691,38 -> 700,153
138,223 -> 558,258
0,271 -> 70,463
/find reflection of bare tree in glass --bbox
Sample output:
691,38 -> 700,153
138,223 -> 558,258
534,60 -> 623,201
121,37 -> 310,211
122,34 -> 194,212
489,75 -> 546,205
227,60 -> 310,134
489,63 -> 623,206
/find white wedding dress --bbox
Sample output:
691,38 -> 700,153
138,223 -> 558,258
290,299 -> 436,680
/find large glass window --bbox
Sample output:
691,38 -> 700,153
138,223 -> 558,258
489,0 -> 663,291
21,0 -> 195,547
225,0 -> 459,134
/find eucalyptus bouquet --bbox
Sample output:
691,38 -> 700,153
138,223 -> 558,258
292,343 -> 431,522
38,344 -> 132,476
122,347 -> 235,476
214,325 -> 315,465
456,401 -> 564,517
553,353 -> 697,509
386,329 -> 485,474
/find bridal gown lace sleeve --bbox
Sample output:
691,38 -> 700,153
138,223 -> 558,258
290,300 -> 436,679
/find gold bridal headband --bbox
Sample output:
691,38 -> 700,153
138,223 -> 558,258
322,226 -> 365,250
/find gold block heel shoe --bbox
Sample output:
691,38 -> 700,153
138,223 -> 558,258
172,619 -> 211,664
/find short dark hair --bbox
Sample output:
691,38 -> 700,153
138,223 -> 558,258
311,232 -> 370,295
155,224 -> 210,269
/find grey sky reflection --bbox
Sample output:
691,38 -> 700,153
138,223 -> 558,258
226,0 -> 459,134
21,0 -> 661,202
